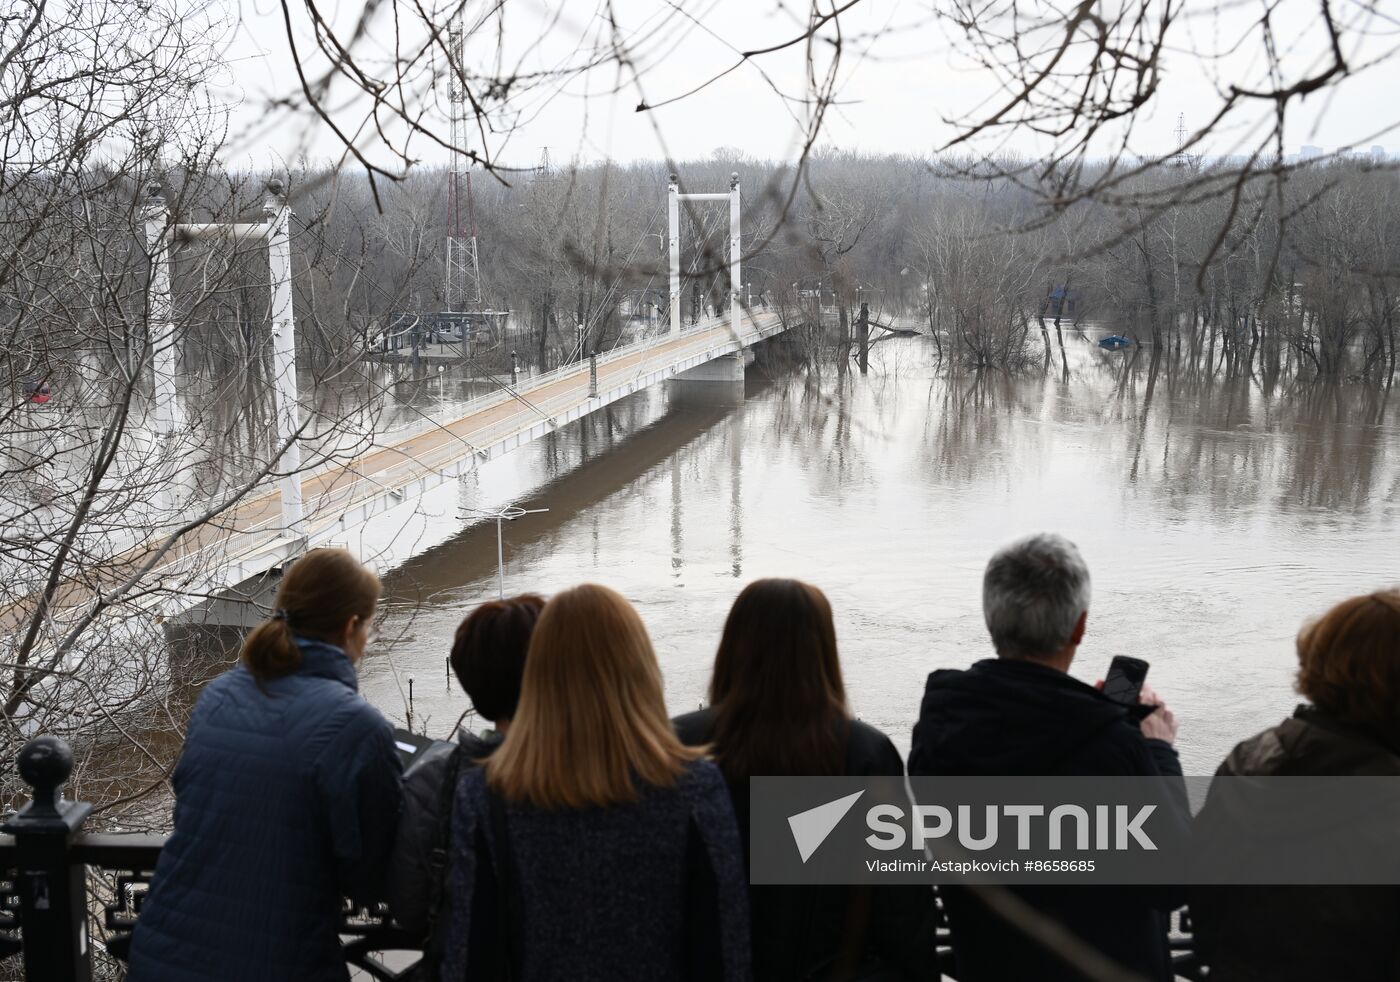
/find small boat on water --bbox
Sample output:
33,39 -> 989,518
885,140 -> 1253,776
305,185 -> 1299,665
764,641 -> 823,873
1098,335 -> 1132,350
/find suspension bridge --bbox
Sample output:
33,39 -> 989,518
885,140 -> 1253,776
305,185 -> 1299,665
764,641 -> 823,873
161,304 -> 786,618
1,173 -> 805,635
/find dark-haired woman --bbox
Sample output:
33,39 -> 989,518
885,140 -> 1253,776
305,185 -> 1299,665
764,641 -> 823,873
129,549 -> 401,982
1191,590 -> 1400,982
387,594 -> 544,956
675,578 -> 936,981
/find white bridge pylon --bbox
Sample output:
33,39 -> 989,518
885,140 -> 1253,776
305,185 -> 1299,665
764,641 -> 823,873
668,172 -> 741,337
145,180 -> 304,536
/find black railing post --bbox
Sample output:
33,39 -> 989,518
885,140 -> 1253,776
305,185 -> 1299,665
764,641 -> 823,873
4,736 -> 94,982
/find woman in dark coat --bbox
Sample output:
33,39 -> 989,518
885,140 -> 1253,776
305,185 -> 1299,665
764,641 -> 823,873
674,578 -> 937,981
129,549 -> 402,982
386,594 -> 543,942
1191,589 -> 1400,982
441,583 -> 750,982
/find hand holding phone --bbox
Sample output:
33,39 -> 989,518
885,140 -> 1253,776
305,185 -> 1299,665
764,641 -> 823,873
1100,657 -> 1179,745
1136,683 -> 1178,745
1102,655 -> 1150,706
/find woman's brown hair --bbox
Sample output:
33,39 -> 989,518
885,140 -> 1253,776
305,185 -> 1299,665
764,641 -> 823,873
240,548 -> 381,682
485,584 -> 700,809
1296,590 -> 1400,731
707,578 -> 849,782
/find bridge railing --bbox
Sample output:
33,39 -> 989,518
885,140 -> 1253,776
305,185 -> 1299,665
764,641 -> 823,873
0,734 -> 1206,982
360,304 -> 778,452
143,307 -> 789,607
262,310 -> 785,533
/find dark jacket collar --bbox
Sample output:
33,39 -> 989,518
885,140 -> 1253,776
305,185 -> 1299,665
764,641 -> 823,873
973,655 -> 1082,686
292,637 -> 359,691
1292,704 -> 1400,760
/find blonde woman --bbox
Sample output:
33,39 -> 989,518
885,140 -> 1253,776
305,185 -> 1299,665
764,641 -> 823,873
442,584 -> 750,981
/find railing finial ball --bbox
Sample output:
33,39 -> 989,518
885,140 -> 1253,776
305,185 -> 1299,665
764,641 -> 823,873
17,735 -> 73,797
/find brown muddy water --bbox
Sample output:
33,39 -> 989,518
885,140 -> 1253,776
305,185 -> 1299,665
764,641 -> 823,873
343,336 -> 1400,776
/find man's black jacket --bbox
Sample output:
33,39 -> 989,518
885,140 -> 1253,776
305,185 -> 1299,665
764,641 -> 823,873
908,657 -> 1183,982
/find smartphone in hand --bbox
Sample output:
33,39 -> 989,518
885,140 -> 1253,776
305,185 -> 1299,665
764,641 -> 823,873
1102,655 -> 1150,706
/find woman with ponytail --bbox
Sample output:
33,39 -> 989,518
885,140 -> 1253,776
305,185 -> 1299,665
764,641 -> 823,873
130,549 -> 402,982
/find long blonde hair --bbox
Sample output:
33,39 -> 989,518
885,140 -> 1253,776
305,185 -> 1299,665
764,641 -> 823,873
486,583 -> 700,809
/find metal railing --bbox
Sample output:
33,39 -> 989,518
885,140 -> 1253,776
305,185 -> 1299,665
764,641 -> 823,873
0,732 -> 1206,982
0,736 -> 417,982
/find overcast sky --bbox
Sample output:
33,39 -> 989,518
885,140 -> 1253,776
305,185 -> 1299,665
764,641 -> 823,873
218,0 -> 1398,174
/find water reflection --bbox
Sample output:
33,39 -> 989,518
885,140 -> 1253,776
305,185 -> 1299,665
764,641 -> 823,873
344,337 -> 1400,774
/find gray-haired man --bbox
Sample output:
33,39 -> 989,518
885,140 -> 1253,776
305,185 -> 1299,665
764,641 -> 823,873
909,532 -> 1183,982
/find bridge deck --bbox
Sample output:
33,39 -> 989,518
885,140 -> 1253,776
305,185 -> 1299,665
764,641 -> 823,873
11,310 -> 786,628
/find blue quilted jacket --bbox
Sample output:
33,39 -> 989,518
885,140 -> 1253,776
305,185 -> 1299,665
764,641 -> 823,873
128,639 -> 403,982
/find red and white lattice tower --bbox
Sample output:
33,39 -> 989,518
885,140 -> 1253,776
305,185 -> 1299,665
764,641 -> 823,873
445,21 -> 482,311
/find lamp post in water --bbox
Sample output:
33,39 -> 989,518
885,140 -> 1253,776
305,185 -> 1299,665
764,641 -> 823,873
460,503 -> 549,598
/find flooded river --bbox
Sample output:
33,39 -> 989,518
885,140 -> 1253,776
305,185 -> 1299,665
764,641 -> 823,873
356,337 -> 1400,774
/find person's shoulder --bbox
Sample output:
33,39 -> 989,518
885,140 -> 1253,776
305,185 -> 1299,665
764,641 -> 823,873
673,706 -> 717,746
923,666 -> 971,690
339,691 -> 394,737
1225,711 -> 1400,777
674,756 -> 730,803
194,664 -> 255,705
308,689 -> 394,765
848,718 -> 905,775
675,759 -> 739,830
456,760 -> 490,801
917,665 -> 988,709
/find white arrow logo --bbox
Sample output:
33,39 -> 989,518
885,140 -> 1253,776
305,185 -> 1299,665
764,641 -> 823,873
788,790 -> 865,863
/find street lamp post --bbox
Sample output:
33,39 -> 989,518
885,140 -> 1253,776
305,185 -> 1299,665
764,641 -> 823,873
460,503 -> 550,598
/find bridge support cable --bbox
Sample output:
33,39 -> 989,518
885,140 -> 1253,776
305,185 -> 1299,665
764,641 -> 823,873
289,214 -> 558,438
563,206 -> 667,364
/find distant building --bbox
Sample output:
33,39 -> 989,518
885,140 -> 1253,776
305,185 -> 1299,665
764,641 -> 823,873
1372,146 -> 1388,162
1300,145 -> 1323,160
368,310 -> 508,354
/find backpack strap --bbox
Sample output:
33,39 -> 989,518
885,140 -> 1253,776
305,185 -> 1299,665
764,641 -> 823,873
421,741 -> 468,963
